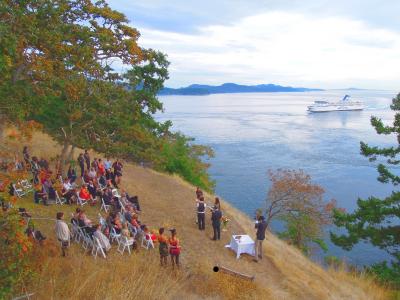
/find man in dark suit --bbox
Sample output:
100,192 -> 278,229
211,205 -> 222,240
253,215 -> 268,262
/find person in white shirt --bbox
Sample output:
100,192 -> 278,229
62,178 -> 75,204
55,212 -> 71,257
93,224 -> 111,252
104,158 -> 112,171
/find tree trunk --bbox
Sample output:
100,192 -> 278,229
59,140 -> 70,177
67,145 -> 75,165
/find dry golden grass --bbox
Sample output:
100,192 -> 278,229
4,129 -> 396,300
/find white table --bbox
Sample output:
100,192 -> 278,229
226,235 -> 255,259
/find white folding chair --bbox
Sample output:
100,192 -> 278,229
112,188 -> 121,198
118,199 -> 126,213
55,191 -> 66,205
141,233 -> 155,250
98,213 -> 107,229
13,184 -> 26,198
92,236 -> 107,259
118,212 -> 126,224
110,227 -> 121,246
20,179 -> 33,192
82,230 -> 93,251
117,236 -> 134,255
100,197 -> 111,213
76,192 -> 88,207
71,222 -> 81,243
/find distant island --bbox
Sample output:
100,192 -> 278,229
159,83 -> 324,95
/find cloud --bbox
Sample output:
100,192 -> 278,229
136,11 -> 400,89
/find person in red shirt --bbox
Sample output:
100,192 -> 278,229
97,159 -> 105,176
79,184 -> 96,205
168,228 -> 181,269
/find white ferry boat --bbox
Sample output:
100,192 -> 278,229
308,95 -> 364,112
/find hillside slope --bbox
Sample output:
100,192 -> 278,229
6,131 -> 391,299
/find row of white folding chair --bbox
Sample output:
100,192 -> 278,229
73,224 -> 107,259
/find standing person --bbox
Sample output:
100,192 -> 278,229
158,228 -> 169,266
195,187 -> 203,200
97,158 -> 105,176
83,150 -> 90,171
104,157 -> 112,171
196,197 -> 206,230
67,165 -> 77,183
214,197 -> 221,210
211,205 -> 222,241
112,159 -> 123,185
168,229 -> 181,269
77,153 -> 85,177
31,157 -> 40,184
22,146 -> 30,167
55,212 -> 71,257
253,215 -> 267,262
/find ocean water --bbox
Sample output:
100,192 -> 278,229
157,90 -> 397,266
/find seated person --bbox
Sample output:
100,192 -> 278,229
88,167 -> 97,180
87,181 -> 98,200
110,212 -> 122,234
79,184 -> 96,205
98,175 -> 107,188
128,195 -> 141,212
67,165 -> 77,183
93,224 -> 111,252
25,225 -> 46,244
62,178 -> 75,204
124,205 -> 134,224
34,184 -> 48,205
97,159 -> 105,176
77,209 -> 94,234
82,170 -> 91,184
121,222 -> 134,243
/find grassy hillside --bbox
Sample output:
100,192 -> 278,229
4,130 -> 394,299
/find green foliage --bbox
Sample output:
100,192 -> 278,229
265,169 -> 334,255
331,92 -> 400,288
368,261 -> 400,288
0,210 -> 33,299
278,212 -> 328,256
0,0 -> 215,191
159,133 -> 215,192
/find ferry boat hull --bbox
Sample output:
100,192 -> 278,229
307,95 -> 364,112
308,103 -> 364,112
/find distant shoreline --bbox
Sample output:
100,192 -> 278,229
158,83 -> 386,96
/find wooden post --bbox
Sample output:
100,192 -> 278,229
217,265 -> 255,281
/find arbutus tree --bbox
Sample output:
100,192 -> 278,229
264,169 -> 336,255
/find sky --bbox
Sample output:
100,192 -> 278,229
107,0 -> 400,90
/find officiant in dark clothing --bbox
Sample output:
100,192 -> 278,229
254,215 -> 267,262
211,205 -> 222,240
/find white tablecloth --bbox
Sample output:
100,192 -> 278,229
226,235 -> 255,259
